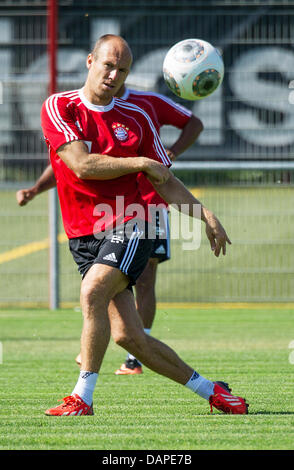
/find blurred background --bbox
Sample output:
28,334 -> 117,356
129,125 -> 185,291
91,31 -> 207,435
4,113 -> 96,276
0,0 -> 293,306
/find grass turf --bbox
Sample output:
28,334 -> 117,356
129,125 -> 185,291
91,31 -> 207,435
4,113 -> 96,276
0,306 -> 294,450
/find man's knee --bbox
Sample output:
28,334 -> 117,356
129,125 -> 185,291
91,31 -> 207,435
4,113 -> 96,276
113,327 -> 148,352
80,275 -> 107,305
112,329 -> 129,348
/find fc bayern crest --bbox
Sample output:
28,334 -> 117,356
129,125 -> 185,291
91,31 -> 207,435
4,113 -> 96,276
112,123 -> 129,141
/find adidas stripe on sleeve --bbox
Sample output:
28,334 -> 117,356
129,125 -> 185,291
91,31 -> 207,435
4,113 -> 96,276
41,91 -> 83,151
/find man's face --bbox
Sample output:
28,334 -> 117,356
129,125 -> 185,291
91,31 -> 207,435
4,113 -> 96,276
86,40 -> 132,104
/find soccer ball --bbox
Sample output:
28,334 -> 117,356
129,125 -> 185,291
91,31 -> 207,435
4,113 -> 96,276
163,38 -> 224,101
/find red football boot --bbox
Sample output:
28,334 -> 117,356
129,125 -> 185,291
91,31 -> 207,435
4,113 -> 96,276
45,394 -> 94,416
209,381 -> 249,415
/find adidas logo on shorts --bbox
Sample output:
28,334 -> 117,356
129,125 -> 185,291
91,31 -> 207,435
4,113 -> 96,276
155,244 -> 166,254
103,252 -> 118,263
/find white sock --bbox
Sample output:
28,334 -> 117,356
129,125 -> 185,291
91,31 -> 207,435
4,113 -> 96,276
126,328 -> 151,364
185,371 -> 214,400
72,371 -> 98,406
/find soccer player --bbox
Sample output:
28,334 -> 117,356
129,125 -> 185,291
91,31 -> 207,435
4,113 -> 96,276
36,34 -> 249,415
17,85 -> 203,376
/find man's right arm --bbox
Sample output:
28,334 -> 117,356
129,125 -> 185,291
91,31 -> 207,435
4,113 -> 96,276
57,140 -> 171,184
16,140 -> 171,205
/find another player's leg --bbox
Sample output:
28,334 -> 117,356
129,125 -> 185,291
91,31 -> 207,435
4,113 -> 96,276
115,257 -> 158,375
109,289 -> 248,414
135,257 -> 159,330
45,264 -> 129,416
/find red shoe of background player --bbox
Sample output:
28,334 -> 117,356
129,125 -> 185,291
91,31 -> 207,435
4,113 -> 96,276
115,359 -> 143,375
209,381 -> 249,415
45,394 -> 94,416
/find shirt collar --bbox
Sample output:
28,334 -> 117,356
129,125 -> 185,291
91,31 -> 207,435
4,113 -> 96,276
79,88 -> 115,112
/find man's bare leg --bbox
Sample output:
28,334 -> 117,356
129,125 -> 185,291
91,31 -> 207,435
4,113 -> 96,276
108,289 -> 241,410
69,264 -> 130,407
135,257 -> 159,329
79,264 -> 129,372
109,288 -> 193,384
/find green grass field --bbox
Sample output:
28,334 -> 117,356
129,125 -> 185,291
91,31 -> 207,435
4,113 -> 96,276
1,305 -> 294,450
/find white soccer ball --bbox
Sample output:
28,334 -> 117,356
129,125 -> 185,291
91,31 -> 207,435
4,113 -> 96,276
163,38 -> 224,101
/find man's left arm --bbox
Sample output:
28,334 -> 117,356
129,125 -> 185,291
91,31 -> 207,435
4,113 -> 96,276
150,172 -> 231,257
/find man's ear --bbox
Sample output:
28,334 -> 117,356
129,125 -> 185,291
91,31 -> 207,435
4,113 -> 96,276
86,53 -> 93,70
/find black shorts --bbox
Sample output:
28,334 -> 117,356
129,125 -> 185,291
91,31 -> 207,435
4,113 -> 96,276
150,207 -> 171,263
69,222 -> 153,287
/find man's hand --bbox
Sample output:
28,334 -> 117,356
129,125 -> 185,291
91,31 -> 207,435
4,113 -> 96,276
142,158 -> 171,185
16,188 -> 37,206
165,149 -> 176,162
204,212 -> 232,257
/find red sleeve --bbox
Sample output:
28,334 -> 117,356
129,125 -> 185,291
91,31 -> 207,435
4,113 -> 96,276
41,94 -> 84,151
150,94 -> 192,129
137,108 -> 172,168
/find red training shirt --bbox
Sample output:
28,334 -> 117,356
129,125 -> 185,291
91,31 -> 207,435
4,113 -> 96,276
41,88 -> 171,239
